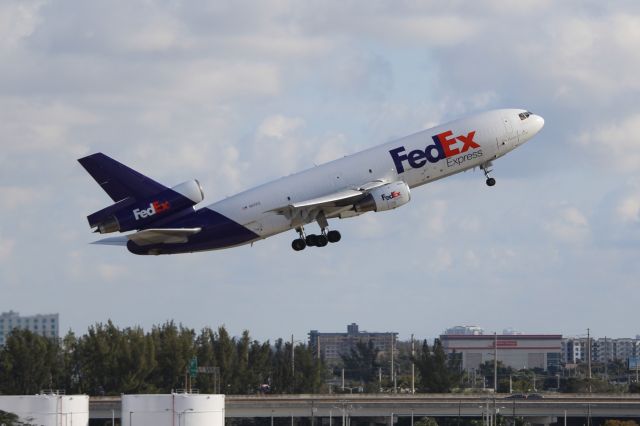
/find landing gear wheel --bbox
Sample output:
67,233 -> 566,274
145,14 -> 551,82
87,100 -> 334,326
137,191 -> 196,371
327,230 -> 341,243
305,234 -> 318,247
486,177 -> 496,187
291,238 -> 306,251
316,234 -> 328,247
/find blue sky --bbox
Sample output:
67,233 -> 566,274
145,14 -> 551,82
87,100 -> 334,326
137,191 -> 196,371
1,1 -> 639,342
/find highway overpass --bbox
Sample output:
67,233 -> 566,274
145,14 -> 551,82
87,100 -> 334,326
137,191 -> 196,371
90,394 -> 640,424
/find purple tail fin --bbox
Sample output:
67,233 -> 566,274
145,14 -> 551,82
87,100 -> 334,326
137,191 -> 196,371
78,153 -> 167,202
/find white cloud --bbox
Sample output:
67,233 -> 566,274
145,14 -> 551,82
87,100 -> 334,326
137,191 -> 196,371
616,196 -> 640,224
423,199 -> 448,235
428,247 -> 453,272
0,235 -> 15,261
313,134 -> 348,165
0,1 -> 44,49
257,115 -> 305,140
0,186 -> 44,209
97,263 -> 126,282
543,206 -> 590,244
575,113 -> 640,172
0,98 -> 96,154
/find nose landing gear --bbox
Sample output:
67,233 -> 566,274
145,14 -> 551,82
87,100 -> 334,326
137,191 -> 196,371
481,162 -> 496,187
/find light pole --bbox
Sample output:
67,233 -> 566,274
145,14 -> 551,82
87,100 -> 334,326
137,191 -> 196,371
391,333 -> 396,393
411,334 -> 415,394
289,334 -> 303,394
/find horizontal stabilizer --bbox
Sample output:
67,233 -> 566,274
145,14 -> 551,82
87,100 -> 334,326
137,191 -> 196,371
128,228 -> 202,246
92,228 -> 202,247
91,236 -> 129,246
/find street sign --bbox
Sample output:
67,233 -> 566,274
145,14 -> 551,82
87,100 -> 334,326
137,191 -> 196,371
189,357 -> 198,378
198,366 -> 219,374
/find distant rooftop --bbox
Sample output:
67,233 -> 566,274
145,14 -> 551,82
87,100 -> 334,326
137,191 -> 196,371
444,325 -> 484,335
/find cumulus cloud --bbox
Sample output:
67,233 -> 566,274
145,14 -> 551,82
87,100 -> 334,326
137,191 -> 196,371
0,1 -> 44,49
97,263 -> 127,282
257,115 -> 305,140
543,206 -> 591,244
0,235 -> 15,261
575,113 -> 640,172
616,195 -> 640,224
0,186 -> 44,210
592,181 -> 640,247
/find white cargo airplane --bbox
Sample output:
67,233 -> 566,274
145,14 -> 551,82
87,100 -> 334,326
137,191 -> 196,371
79,108 -> 544,254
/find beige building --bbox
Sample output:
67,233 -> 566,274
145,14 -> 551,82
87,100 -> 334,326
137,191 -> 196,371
309,323 -> 397,366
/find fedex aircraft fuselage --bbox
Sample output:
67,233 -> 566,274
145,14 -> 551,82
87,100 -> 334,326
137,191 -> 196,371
79,108 -> 544,254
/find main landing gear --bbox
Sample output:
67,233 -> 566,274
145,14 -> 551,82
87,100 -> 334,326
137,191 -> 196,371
291,227 -> 342,251
481,162 -> 496,187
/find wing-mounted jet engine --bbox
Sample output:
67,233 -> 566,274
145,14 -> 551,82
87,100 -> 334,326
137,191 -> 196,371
353,181 -> 411,213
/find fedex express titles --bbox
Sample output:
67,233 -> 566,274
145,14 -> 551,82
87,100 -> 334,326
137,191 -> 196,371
389,129 -> 483,174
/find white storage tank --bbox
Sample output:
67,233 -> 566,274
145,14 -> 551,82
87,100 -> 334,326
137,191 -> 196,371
0,394 -> 89,425
122,393 -> 225,426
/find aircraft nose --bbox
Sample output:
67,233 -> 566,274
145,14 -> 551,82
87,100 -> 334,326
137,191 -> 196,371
532,114 -> 545,133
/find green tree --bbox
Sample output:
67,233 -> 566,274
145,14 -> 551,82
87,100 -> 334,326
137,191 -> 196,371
75,321 -> 157,394
341,340 -> 380,384
270,338 -> 294,393
0,329 -> 60,394
603,420 -> 638,426
56,331 -> 79,393
0,410 -> 21,425
293,344 -> 324,393
247,339 -> 272,391
234,330 -> 251,393
194,327 -> 219,393
213,326 -> 237,393
559,377 -> 615,393
478,361 -> 513,392
415,339 -> 460,392
414,417 -> 439,426
148,321 -> 195,392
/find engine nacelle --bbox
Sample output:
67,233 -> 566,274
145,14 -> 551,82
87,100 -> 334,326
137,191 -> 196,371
93,180 -> 204,233
354,181 -> 411,213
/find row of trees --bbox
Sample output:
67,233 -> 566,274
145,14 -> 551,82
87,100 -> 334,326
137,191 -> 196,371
0,322 -> 466,396
0,321 -> 323,395
5,323 -> 634,396
339,339 -> 462,392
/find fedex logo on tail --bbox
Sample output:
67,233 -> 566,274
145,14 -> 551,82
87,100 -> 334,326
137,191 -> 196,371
133,200 -> 171,220
389,130 -> 481,174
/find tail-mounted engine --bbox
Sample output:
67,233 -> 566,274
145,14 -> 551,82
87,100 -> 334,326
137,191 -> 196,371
354,181 -> 411,213
88,180 -> 204,233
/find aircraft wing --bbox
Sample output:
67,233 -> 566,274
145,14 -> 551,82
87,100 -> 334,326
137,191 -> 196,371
92,228 -> 202,246
269,180 -> 387,223
290,188 -> 365,209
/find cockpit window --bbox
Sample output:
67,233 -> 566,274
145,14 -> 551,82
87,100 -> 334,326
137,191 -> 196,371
519,111 -> 533,120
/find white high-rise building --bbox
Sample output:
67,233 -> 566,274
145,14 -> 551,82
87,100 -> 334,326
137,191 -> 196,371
0,311 -> 59,345
562,337 -> 640,364
444,325 -> 484,335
